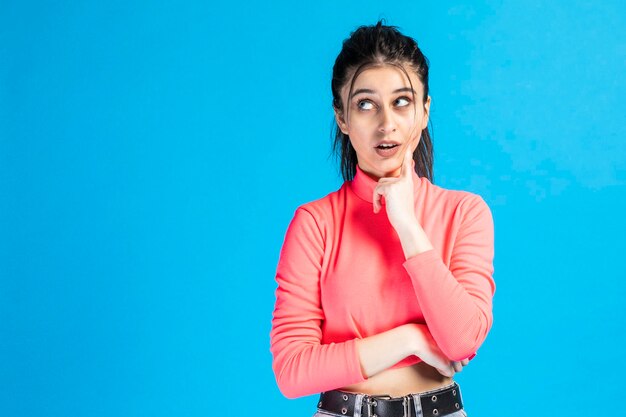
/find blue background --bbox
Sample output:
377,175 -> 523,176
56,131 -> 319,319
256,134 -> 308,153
2,1 -> 625,416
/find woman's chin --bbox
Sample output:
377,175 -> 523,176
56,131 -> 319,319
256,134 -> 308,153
378,162 -> 403,177
359,159 -> 402,179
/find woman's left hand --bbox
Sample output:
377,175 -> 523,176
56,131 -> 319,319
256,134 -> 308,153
373,147 -> 417,231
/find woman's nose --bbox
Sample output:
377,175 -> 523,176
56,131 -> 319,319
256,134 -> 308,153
378,107 -> 396,133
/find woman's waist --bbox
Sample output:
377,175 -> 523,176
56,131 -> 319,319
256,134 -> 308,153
337,361 -> 453,398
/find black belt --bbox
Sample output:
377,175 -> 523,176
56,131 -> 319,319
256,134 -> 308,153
317,382 -> 463,417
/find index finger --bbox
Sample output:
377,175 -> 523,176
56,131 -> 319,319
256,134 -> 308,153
401,146 -> 413,179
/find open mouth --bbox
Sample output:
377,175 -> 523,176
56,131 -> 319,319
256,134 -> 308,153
375,143 -> 399,149
374,143 -> 402,157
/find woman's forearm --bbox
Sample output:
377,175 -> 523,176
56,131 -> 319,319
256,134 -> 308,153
395,219 -> 434,260
355,323 -> 420,378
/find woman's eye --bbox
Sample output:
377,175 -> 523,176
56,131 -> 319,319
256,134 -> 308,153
357,100 -> 374,110
395,97 -> 411,107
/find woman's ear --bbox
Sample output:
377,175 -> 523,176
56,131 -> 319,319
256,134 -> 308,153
334,108 -> 349,135
421,96 -> 431,130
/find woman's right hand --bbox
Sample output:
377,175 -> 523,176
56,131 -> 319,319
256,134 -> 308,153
405,323 -> 470,378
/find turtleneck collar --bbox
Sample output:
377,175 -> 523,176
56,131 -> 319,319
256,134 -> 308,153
349,160 -> 424,204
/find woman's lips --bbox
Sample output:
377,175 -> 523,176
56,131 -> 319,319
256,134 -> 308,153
374,144 -> 401,157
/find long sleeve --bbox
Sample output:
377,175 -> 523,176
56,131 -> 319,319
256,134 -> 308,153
270,207 -> 367,399
402,195 -> 496,361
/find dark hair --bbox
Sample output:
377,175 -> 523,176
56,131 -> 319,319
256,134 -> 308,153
331,19 -> 434,182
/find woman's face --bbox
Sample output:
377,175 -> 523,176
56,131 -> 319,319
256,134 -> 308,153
335,64 -> 431,180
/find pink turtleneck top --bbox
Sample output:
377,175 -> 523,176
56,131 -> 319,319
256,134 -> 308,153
270,163 -> 495,399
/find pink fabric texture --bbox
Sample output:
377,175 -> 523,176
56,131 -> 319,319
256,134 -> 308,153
270,164 -> 495,399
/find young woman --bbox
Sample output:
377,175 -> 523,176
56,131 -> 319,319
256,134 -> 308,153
270,20 -> 495,417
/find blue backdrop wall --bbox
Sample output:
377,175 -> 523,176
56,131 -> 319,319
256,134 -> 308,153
2,1 -> 625,416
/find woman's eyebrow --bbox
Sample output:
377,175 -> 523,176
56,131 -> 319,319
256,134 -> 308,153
351,88 -> 376,98
351,87 -> 416,99
394,87 -> 416,94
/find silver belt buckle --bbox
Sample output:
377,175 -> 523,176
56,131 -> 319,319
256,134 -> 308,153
364,396 -> 376,417
402,395 -> 410,417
